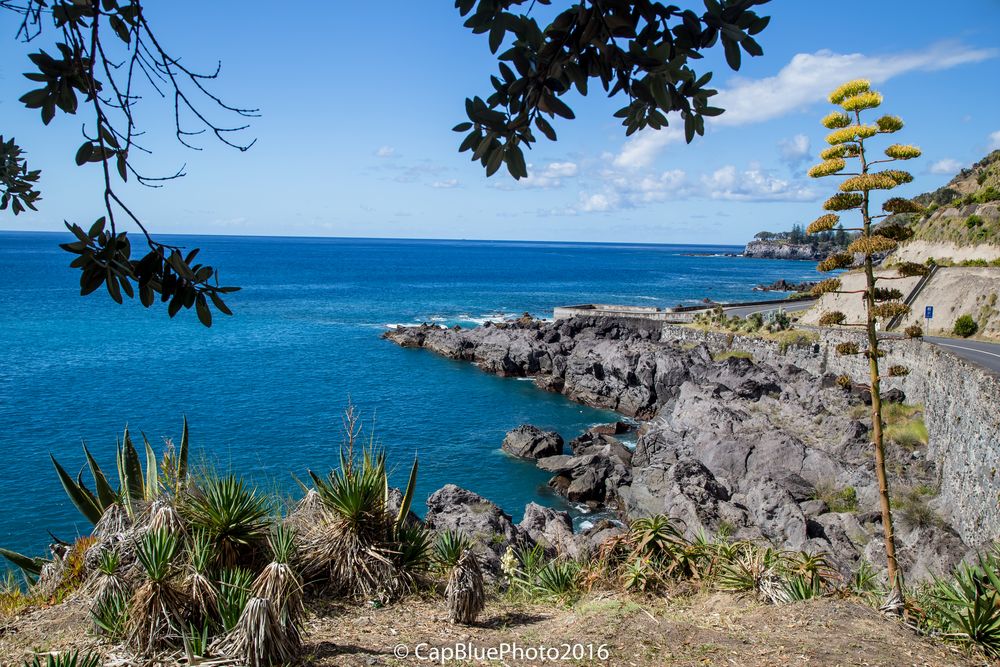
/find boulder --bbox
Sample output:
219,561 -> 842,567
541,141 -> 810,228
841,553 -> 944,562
502,425 -> 563,459
518,503 -> 580,558
424,485 -> 525,572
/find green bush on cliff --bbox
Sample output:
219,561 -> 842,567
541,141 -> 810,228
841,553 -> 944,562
954,314 -> 979,337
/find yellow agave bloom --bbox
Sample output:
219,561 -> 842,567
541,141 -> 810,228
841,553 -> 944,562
819,311 -> 847,326
882,197 -> 923,214
876,115 -> 904,132
826,124 -> 878,145
839,173 -> 900,192
807,213 -> 840,234
820,145 -> 848,160
818,252 -> 854,272
821,111 -> 851,129
808,158 -> 846,178
811,278 -> 842,295
823,193 -> 864,211
848,235 -> 898,255
840,91 -> 883,112
872,301 -> 910,319
873,287 -> 904,301
885,144 -> 921,160
896,261 -> 930,277
828,79 -> 871,104
836,342 -> 861,356
881,169 -> 914,185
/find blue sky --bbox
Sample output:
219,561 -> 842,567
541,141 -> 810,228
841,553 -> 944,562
2,1 -> 999,244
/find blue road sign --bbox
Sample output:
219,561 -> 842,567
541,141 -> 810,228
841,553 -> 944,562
925,306 -> 934,319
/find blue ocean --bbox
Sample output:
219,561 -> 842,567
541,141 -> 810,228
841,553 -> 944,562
0,232 -> 823,559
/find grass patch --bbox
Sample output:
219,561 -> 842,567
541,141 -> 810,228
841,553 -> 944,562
813,483 -> 857,513
894,485 -> 941,528
713,350 -> 753,362
767,329 -> 819,353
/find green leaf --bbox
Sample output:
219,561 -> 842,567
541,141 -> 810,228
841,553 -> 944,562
195,293 -> 213,327
142,433 -> 159,500
485,147 -> 503,176
723,37 -> 741,70
488,20 -> 505,54
75,142 -> 94,166
0,547 -> 48,578
177,417 -> 189,483
209,291 -> 233,316
452,122 -> 473,132
543,93 -> 575,120
51,455 -> 103,525
395,457 -> 418,535
535,116 -> 556,141
120,428 -> 145,507
83,443 -> 118,509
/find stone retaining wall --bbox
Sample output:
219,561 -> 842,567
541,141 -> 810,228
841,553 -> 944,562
657,324 -> 1000,548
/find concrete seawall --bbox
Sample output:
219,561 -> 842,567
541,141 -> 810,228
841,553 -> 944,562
658,324 -> 1000,548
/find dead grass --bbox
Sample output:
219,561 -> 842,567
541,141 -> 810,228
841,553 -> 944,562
0,589 -> 980,666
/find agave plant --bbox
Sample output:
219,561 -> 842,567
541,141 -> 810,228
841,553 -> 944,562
925,550 -> 1000,658
182,474 -> 270,567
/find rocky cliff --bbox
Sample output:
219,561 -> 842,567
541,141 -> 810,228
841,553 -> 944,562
743,240 -> 823,260
384,317 -> 970,580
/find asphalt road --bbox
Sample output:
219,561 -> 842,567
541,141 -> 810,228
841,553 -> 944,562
722,299 -> 816,318
923,336 -> 1000,374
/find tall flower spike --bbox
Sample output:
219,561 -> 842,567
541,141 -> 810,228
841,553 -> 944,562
823,193 -> 863,211
876,115 -> 904,132
808,159 -> 846,178
826,125 -> 878,145
884,144 -> 921,160
828,79 -> 871,104
821,111 -> 851,129
807,213 -> 840,234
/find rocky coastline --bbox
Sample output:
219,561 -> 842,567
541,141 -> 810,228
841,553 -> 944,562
384,316 -> 969,581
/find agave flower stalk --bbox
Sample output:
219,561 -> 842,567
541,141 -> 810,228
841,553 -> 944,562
806,79 -> 925,606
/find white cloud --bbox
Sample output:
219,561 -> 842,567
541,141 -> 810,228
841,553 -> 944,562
701,165 -> 815,202
578,192 -> 619,213
431,179 -> 459,189
778,134 -> 811,166
929,158 -> 963,175
990,130 -> 1000,151
503,161 -> 579,189
375,146 -> 396,158
612,127 -> 684,170
715,42 -> 996,127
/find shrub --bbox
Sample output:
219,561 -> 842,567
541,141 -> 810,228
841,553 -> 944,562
966,214 -> 984,229
922,549 -> 1000,658
954,314 -> 979,338
904,323 -> 923,338
887,365 -> 909,377
182,474 -> 270,567
835,374 -> 853,389
836,342 -> 860,355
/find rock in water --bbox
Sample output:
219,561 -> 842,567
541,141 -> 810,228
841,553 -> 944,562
502,424 -> 564,459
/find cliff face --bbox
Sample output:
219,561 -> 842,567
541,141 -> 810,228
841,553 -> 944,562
743,240 -> 822,260
384,317 -> 971,580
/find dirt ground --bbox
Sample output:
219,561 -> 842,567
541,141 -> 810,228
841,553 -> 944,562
0,590 -> 985,667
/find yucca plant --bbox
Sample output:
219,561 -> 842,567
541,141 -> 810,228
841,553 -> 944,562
91,588 -> 129,640
717,543 -> 792,604
184,529 -> 218,622
224,525 -> 304,666
434,530 -> 473,572
534,559 -> 580,602
182,474 -> 270,567
22,652 -> 102,667
806,80 -> 927,605
127,528 -> 186,655
217,567 -> 253,633
924,550 -> 1000,658
91,549 -> 129,608
301,433 -> 419,601
446,549 -> 485,625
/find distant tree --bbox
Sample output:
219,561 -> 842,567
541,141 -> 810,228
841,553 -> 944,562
834,223 -> 847,247
805,79 -> 925,609
788,223 -> 805,244
754,231 -> 776,241
2,0 -> 772,322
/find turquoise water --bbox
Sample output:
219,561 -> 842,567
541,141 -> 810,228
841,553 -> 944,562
0,232 -> 822,559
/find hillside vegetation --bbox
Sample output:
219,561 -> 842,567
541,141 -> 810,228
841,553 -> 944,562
890,150 -> 1000,248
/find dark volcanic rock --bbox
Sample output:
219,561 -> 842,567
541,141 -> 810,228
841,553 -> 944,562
502,425 -> 563,459
424,484 -> 525,572
519,502 -> 580,558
